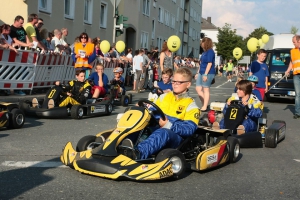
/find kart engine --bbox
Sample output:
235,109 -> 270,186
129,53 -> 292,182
200,102 -> 225,126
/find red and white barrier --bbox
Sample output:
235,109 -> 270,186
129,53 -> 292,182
0,50 -> 37,90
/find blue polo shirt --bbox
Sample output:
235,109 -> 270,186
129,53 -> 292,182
250,61 -> 269,89
157,81 -> 173,91
88,72 -> 109,93
199,48 -> 215,74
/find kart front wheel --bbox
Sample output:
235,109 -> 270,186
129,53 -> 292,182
76,135 -> 96,152
105,103 -> 113,115
265,129 -> 278,148
155,149 -> 186,179
227,136 -> 240,163
71,105 -> 84,119
8,109 -> 25,129
127,93 -> 133,104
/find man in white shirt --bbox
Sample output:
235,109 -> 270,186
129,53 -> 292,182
51,29 -> 68,54
132,49 -> 144,92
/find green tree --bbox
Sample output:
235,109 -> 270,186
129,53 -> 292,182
291,26 -> 298,34
215,23 -> 245,62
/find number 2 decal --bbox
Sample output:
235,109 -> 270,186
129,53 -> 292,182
48,89 -> 56,98
230,108 -> 237,119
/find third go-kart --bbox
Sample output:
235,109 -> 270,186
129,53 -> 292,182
20,85 -> 113,119
0,102 -> 25,129
200,100 -> 286,148
61,100 -> 240,181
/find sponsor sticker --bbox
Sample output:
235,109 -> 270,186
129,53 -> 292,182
141,165 -> 148,171
207,153 -> 218,165
159,167 -> 173,179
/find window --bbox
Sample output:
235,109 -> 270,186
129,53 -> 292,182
171,15 -> 175,29
39,0 -> 52,13
64,0 -> 75,19
143,0 -> 150,16
164,10 -> 170,26
179,20 -> 183,32
157,37 -> 163,50
180,0 -> 184,9
176,7 -> 179,21
100,2 -> 108,28
84,0 -> 93,24
158,7 -> 164,23
141,31 -> 149,48
152,19 -> 155,39
172,0 -> 176,3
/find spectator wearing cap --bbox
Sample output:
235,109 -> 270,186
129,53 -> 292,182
24,13 -> 46,51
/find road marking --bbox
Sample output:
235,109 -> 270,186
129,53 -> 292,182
1,161 -> 67,168
215,82 -> 229,88
293,159 -> 300,163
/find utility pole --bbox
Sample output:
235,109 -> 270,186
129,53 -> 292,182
112,0 -> 116,43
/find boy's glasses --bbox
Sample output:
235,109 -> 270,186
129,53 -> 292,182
171,80 -> 190,85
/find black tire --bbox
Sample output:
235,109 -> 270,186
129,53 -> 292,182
76,135 -> 96,152
155,149 -> 186,179
105,103 -> 113,115
265,128 -> 278,148
121,95 -> 129,107
8,109 -> 25,129
128,93 -> 133,104
227,136 -> 240,163
19,101 -> 30,111
71,105 -> 84,119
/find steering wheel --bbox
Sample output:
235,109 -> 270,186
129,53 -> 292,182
138,99 -> 166,121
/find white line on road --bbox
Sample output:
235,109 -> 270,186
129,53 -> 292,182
293,159 -> 300,163
1,161 -> 67,168
215,82 -> 229,88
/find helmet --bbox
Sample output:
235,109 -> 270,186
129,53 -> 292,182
113,67 -> 123,74
247,75 -> 259,83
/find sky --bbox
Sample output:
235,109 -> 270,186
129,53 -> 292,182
202,0 -> 299,38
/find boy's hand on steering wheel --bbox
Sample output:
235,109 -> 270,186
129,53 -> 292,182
227,99 -> 232,105
159,116 -> 168,127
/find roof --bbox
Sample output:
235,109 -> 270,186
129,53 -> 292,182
201,17 -> 218,30
264,34 -> 294,50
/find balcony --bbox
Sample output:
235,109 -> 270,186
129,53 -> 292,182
183,33 -> 188,43
184,11 -> 189,22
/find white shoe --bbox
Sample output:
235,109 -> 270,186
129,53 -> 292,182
32,98 -> 39,108
48,99 -> 55,109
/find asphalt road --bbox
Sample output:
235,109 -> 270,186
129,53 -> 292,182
0,76 -> 299,200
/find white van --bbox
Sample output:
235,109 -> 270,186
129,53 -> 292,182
263,34 -> 294,101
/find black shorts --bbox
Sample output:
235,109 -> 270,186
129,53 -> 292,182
227,71 -> 232,76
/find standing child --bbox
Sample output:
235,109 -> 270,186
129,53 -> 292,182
249,49 -> 269,100
88,63 -> 109,98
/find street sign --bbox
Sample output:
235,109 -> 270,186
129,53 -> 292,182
110,0 -> 121,7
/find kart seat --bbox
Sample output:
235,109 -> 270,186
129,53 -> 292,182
223,102 -> 248,134
86,99 -> 96,104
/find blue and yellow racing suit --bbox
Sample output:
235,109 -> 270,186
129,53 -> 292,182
136,92 -> 200,159
220,94 -> 263,133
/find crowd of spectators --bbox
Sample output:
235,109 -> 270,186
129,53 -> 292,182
0,13 -> 199,96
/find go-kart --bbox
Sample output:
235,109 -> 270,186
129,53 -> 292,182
0,102 -> 25,129
19,85 -> 113,119
107,81 -> 132,107
60,100 -> 240,181
200,100 -> 286,148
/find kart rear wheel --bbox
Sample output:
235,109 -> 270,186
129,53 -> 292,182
227,136 -> 240,163
105,103 -> 113,115
71,105 -> 84,119
265,128 -> 278,148
121,95 -> 129,107
76,135 -> 96,152
8,109 -> 25,129
155,149 -> 186,179
128,93 -> 133,104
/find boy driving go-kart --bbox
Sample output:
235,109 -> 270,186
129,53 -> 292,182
121,68 -> 200,160
216,80 -> 263,135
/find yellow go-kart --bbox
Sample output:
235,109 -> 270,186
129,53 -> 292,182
61,100 -> 240,181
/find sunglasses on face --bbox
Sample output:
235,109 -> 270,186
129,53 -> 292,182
80,36 -> 87,39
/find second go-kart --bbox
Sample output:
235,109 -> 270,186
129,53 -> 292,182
200,100 -> 286,148
19,85 -> 113,119
60,100 -> 240,181
107,81 -> 132,107
0,102 -> 25,129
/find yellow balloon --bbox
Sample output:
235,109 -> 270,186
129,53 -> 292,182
262,34 -> 269,43
247,37 -> 258,53
116,41 -> 125,53
100,40 -> 110,54
167,35 -> 181,52
233,47 -> 243,60
258,39 -> 263,47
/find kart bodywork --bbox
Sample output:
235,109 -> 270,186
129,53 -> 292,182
61,100 -> 240,181
0,102 -> 25,129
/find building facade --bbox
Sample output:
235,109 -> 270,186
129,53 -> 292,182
1,0 -> 202,57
